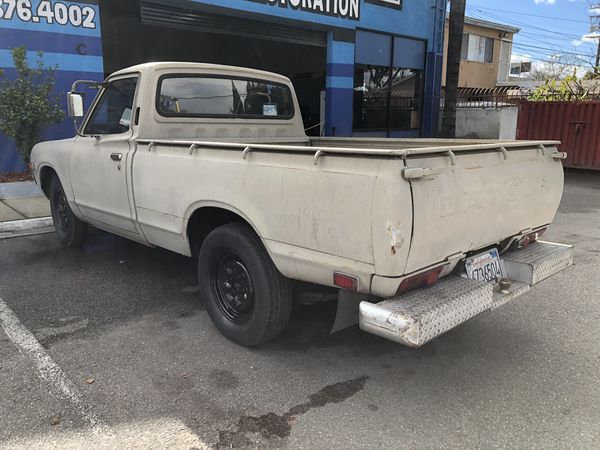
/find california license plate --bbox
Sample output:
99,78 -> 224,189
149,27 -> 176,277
464,248 -> 506,283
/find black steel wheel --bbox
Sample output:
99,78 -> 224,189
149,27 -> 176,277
54,186 -> 70,232
49,175 -> 88,247
198,223 -> 292,346
212,251 -> 255,324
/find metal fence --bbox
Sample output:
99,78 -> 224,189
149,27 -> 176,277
440,87 -> 527,109
517,100 -> 600,170
441,87 -> 600,109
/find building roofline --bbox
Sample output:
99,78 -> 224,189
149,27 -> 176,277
446,15 -> 520,34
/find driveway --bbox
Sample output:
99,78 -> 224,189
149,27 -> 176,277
0,171 -> 599,449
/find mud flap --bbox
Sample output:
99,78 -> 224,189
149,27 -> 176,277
331,291 -> 368,334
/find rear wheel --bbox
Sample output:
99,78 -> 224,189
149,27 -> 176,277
198,223 -> 292,346
49,176 -> 88,247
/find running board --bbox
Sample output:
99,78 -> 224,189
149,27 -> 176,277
359,241 -> 573,348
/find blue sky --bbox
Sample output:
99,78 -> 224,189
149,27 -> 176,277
465,0 -> 597,70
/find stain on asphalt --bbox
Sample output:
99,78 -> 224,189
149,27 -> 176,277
39,329 -> 88,349
216,375 -> 369,448
153,372 -> 195,396
160,319 -> 181,331
34,318 -> 90,349
209,369 -> 240,390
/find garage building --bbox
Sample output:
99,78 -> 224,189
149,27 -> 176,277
0,0 -> 446,172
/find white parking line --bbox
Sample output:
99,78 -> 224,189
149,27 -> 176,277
0,296 -> 104,433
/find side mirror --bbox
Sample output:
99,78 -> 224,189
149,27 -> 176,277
67,92 -> 84,118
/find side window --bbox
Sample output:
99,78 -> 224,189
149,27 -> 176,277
85,77 -> 138,135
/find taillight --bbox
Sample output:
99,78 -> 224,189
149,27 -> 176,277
517,228 -> 546,248
396,267 -> 443,295
333,271 -> 359,291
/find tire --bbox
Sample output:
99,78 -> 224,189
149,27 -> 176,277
49,175 -> 88,247
198,223 -> 292,346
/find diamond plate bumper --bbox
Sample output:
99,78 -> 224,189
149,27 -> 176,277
359,241 -> 573,347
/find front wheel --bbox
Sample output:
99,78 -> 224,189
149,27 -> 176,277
198,223 -> 292,346
49,175 -> 88,247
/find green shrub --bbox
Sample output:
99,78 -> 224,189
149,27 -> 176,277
0,47 -> 64,164
528,72 -> 588,102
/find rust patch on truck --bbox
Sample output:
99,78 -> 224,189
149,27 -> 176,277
386,222 -> 404,256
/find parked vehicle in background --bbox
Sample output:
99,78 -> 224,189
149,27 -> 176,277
30,63 -> 572,348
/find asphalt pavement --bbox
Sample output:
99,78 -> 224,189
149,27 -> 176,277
0,170 -> 599,449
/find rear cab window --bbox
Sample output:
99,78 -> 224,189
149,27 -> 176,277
156,75 -> 294,119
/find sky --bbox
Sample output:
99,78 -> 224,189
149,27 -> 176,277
465,0 -> 598,73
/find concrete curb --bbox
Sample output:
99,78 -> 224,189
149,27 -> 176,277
0,217 -> 54,239
0,181 -> 43,200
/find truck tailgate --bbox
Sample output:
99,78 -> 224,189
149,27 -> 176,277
403,144 -> 564,273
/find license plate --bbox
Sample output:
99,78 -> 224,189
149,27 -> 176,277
464,248 -> 506,283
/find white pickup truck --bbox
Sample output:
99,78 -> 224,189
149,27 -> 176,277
30,62 -> 572,348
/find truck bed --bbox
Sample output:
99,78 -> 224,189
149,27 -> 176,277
135,136 -> 566,297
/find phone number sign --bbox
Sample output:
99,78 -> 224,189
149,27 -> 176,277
0,0 -> 98,30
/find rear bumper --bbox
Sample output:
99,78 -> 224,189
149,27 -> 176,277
359,241 -> 573,348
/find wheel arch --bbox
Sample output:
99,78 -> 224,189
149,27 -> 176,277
185,202 -> 265,257
38,164 -> 58,199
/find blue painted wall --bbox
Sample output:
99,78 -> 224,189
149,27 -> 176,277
193,0 -> 441,50
191,0 -> 447,137
0,0 -> 447,173
0,0 -> 104,173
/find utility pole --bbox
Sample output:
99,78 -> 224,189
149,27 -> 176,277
441,0 -> 466,138
590,4 -> 600,74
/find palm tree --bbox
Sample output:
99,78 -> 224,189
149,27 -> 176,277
441,0 -> 466,137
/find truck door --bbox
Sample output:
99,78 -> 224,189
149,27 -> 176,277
69,76 -> 139,235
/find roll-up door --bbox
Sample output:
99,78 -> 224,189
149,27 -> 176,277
139,0 -> 327,47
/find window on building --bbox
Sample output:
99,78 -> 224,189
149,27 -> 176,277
498,40 -> 512,83
353,65 -> 391,130
389,68 -> 423,130
353,66 -> 423,131
353,31 -> 425,133
461,33 -> 494,63
157,76 -> 294,119
85,77 -> 138,135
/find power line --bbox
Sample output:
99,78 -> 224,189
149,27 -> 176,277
511,45 -> 593,66
518,31 -> 594,45
467,8 -> 588,40
512,42 -> 593,59
467,4 -> 589,24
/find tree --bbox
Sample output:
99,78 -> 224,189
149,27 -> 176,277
526,60 -> 574,81
528,72 -> 589,101
0,47 -> 64,164
441,0 -> 466,138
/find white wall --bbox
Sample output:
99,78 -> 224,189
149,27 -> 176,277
453,107 -> 519,140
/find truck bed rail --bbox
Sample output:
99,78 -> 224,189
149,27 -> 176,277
135,139 -> 561,166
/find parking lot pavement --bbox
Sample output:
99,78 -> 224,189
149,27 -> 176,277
0,170 -> 599,449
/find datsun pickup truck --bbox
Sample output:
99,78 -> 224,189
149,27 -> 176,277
30,63 -> 573,347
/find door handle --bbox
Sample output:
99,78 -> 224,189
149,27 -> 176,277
110,153 -> 123,162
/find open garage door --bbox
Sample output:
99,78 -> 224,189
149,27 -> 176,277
99,0 -> 326,134
139,0 -> 327,47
